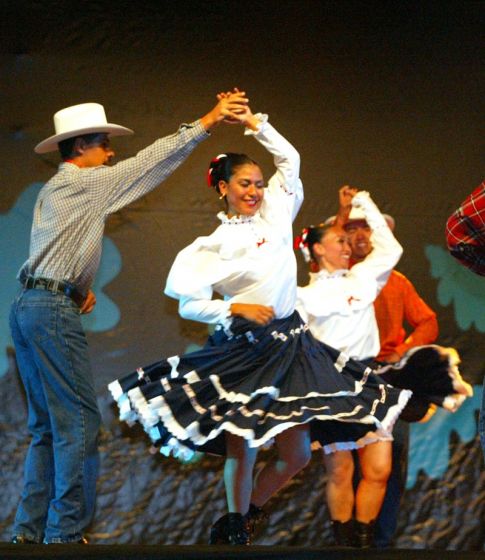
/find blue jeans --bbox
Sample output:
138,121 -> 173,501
9,288 -> 101,543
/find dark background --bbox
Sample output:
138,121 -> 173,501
0,0 -> 483,550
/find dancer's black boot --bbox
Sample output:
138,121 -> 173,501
227,512 -> 251,545
209,514 -> 229,544
331,519 -> 355,547
209,512 -> 251,545
245,503 -> 269,539
355,520 -> 376,548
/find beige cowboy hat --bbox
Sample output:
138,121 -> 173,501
325,208 -> 395,231
35,102 -> 134,154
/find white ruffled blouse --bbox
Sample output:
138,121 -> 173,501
296,192 -> 403,360
164,115 -> 303,330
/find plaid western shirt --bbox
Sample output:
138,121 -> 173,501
18,120 -> 208,295
445,181 -> 485,276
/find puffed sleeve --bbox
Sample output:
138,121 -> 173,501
245,114 -> 303,224
164,235 -> 232,325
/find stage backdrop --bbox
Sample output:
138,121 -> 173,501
0,1 -> 483,550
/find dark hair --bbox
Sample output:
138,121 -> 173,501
207,152 -> 259,194
58,132 -> 108,160
295,223 -> 334,263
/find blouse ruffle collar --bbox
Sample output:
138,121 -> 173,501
217,211 -> 260,225
312,268 -> 349,281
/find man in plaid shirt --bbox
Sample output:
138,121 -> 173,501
446,180 -> 485,459
446,181 -> 485,276
9,93 -> 247,545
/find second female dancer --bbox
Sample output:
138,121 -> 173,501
109,99 -> 411,545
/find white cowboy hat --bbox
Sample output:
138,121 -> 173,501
34,102 -> 134,154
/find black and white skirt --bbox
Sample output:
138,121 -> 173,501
109,311 -> 411,460
374,344 -> 473,422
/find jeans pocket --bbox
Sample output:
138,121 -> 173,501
18,294 -> 59,343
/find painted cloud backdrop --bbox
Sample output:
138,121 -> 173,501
425,244 -> 485,332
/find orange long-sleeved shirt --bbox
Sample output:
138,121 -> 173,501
374,270 -> 438,361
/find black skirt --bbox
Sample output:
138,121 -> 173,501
109,311 -> 411,459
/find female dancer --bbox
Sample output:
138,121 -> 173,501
296,187 -> 402,547
110,105 -> 410,545
296,187 -> 473,547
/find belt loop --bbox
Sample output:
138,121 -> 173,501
50,279 -> 60,293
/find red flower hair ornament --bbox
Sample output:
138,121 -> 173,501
206,153 -> 228,188
294,227 -> 311,263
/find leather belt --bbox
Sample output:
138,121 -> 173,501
23,277 -> 85,308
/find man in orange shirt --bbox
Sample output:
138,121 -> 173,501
345,214 -> 438,547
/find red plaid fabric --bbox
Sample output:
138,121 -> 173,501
446,181 -> 485,276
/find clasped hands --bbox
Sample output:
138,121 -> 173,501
216,88 -> 258,127
201,87 -> 260,131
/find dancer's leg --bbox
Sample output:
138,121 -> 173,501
355,440 -> 392,522
251,424 -> 311,507
224,433 -> 258,513
323,450 -> 355,522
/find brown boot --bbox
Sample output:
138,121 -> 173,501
12,536 -> 38,544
